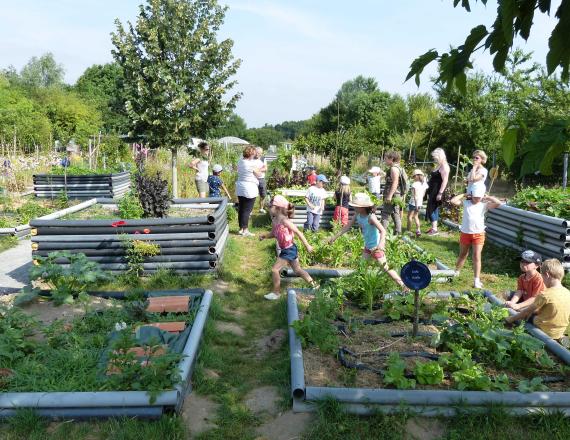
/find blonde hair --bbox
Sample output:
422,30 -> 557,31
473,149 -> 488,164
542,259 -> 565,281
431,148 -> 447,164
337,183 -> 351,196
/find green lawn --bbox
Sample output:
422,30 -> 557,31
2,212 -> 570,439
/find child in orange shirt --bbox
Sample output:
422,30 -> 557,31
505,250 -> 545,311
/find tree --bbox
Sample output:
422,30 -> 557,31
208,113 -> 248,139
112,0 -> 241,197
74,63 -> 129,133
246,125 -> 284,147
19,53 -> 65,89
407,0 -> 570,90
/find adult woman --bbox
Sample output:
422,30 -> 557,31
236,145 -> 263,236
425,148 -> 450,236
190,142 -> 210,198
467,150 -> 488,197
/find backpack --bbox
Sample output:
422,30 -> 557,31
393,165 -> 409,196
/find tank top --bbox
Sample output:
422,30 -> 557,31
196,160 -> 209,182
383,165 -> 401,199
272,222 -> 294,250
335,189 -> 350,208
356,214 -> 379,250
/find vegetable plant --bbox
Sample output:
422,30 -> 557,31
413,361 -> 444,385
118,190 -> 144,219
517,377 -> 549,393
383,352 -> 415,389
509,186 -> 570,218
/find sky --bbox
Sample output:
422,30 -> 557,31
0,0 -> 561,127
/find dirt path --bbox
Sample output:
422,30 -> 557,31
0,239 -> 31,294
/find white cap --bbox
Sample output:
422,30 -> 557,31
368,166 -> 381,174
471,185 -> 485,197
212,164 -> 223,173
340,175 -> 350,185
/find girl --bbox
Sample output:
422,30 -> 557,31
190,142 -> 210,198
259,195 -> 317,300
467,150 -> 488,197
407,169 -> 429,237
451,187 -> 503,289
333,175 -> 351,226
425,148 -> 450,236
327,192 -> 409,291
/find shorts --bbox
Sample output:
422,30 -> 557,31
258,178 -> 267,198
407,204 -> 420,212
459,232 -> 486,246
195,178 -> 208,195
333,206 -> 349,226
279,243 -> 298,261
363,247 -> 386,260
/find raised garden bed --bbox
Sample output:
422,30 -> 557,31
33,171 -> 131,199
287,287 -> 570,415
0,288 -> 212,419
30,197 -> 229,274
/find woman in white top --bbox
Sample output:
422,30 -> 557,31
467,149 -> 488,197
190,142 -> 210,198
236,145 -> 263,237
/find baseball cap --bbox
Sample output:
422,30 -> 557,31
212,164 -> 223,173
317,174 -> 329,183
271,194 -> 289,209
518,250 -> 542,264
470,185 -> 486,198
340,175 -> 350,185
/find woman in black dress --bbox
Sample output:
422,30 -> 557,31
425,148 -> 450,235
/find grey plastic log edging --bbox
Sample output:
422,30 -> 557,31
488,209 -> 570,235
486,224 -> 569,254
287,290 -> 306,400
281,268 -> 457,279
0,289 -> 211,418
486,215 -> 570,243
498,204 -> 569,228
0,407 -> 164,420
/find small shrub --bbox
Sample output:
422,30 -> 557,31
16,201 -> 50,224
118,191 -> 144,219
135,156 -> 170,218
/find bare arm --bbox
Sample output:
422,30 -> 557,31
305,196 -> 315,211
511,296 -> 538,311
386,167 -> 399,201
483,195 -> 503,210
369,214 -> 387,248
283,218 -> 313,252
450,193 -> 465,207
505,302 -> 539,324
438,164 -> 450,200
259,229 -> 275,240
468,165 -> 485,182
221,182 -> 232,200
505,290 -> 523,308
252,167 -> 263,178
189,158 -> 200,171
327,216 -> 356,244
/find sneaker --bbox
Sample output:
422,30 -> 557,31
415,231 -> 421,238
260,208 -> 267,214
237,230 -> 244,236
453,270 -> 460,277
427,229 -> 439,236
474,279 -> 484,289
264,292 -> 280,300
243,231 -> 255,237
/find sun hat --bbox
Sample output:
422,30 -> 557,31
412,169 -> 424,177
368,166 -> 381,174
317,174 -> 329,183
349,192 -> 374,208
212,164 -> 223,173
518,250 -> 542,265
340,175 -> 351,185
271,194 -> 289,209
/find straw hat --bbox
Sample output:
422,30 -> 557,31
349,192 -> 374,207
412,169 -> 424,177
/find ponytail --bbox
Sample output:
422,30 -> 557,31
287,203 -> 295,219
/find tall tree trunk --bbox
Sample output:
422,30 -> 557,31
171,148 -> 178,198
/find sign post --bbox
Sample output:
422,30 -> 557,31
400,259 -> 432,337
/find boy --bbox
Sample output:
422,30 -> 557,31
207,164 -> 232,200
451,188 -> 503,289
504,250 -> 545,311
368,166 -> 382,199
307,167 -> 317,186
506,259 -> 570,343
304,174 -> 328,232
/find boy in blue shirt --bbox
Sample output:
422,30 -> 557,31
207,164 -> 232,200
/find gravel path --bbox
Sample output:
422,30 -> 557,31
0,239 -> 31,294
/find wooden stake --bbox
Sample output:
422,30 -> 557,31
453,145 -> 461,192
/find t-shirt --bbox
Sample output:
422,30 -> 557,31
307,173 -> 317,185
517,272 -> 545,302
306,186 -> 327,215
254,157 -> 267,179
409,181 -> 429,207
533,286 -> 570,339
368,175 -> 381,194
195,159 -> 209,182
207,175 -> 223,197
236,158 -> 259,199
467,166 -> 488,196
335,189 -> 350,208
460,200 -> 488,234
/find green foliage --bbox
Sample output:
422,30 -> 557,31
382,292 -> 418,320
118,190 -> 144,219
383,352 -> 416,389
56,190 -> 69,210
20,251 -> 110,305
136,159 -> 171,218
18,53 -> 64,89
518,377 -> 549,393
509,186 -> 570,218
0,306 -> 39,365
123,238 -> 161,281
413,360 -> 444,385
451,364 -> 493,391
15,200 -> 50,224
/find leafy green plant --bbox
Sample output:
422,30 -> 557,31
0,306 -> 39,366
452,364 -> 492,391
17,251 -> 111,305
413,361 -> 444,385
509,186 -> 570,218
518,377 -> 549,393
382,292 -> 419,320
16,201 -> 50,224
56,190 -> 69,210
118,190 -> 144,219
122,239 -> 161,282
383,352 -> 415,389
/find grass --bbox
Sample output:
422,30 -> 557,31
2,211 -> 570,439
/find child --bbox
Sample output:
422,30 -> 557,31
368,166 -> 382,199
307,167 -> 317,186
333,175 -> 351,227
467,150 -> 488,197
207,164 -> 232,200
407,169 -> 429,237
451,187 -> 503,289
260,195 -> 317,300
304,174 -> 328,232
327,192 -> 409,291
504,250 -> 545,311
506,259 -> 570,343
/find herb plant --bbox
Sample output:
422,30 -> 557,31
383,352 -> 415,389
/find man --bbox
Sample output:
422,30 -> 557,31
254,147 -> 268,213
381,151 -> 406,235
